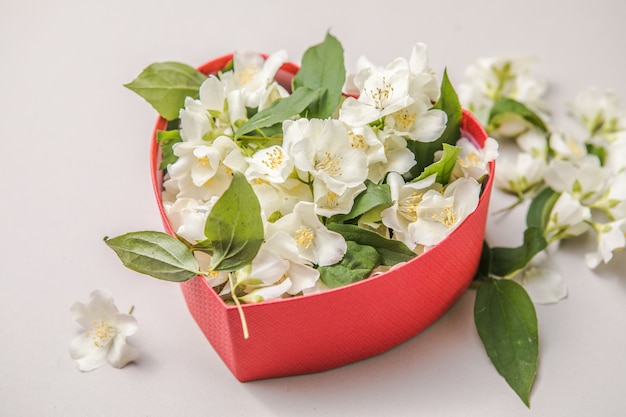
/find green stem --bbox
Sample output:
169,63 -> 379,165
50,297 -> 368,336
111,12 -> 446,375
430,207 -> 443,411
228,272 -> 250,339
128,305 -> 135,315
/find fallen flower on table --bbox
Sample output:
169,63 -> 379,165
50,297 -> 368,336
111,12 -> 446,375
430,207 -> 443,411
69,289 -> 139,371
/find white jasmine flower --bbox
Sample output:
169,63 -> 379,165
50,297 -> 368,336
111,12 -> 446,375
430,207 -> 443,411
171,142 -> 223,187
458,55 -> 549,125
164,196 -> 218,243
240,231 -> 320,301
494,152 -> 546,196
517,129 -> 549,159
384,103 -> 447,143
605,134 -> 626,174
549,131 -> 587,161
409,177 -> 481,247
407,42 -> 440,104
167,136 -> 243,200
69,289 -> 139,372
366,131 -> 416,183
453,136 -> 499,181
245,145 -> 294,184
585,219 -> 626,268
283,118 -> 368,195
348,125 -> 387,167
179,97 -> 214,142
569,87 -> 626,140
511,266 -> 567,304
179,76 -> 247,142
381,172 -> 440,250
251,178 -> 313,219
199,75 -> 247,127
589,171 -> 626,220
258,81 -> 290,111
339,58 -> 412,126
164,163 -> 232,202
545,192 -> 591,241
240,279 -> 293,304
492,113 -> 536,139
313,180 -> 366,217
543,158 -> 609,205
271,201 -> 347,266
220,49 -> 288,108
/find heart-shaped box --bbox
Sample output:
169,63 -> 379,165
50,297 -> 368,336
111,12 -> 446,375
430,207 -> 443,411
150,54 -> 494,382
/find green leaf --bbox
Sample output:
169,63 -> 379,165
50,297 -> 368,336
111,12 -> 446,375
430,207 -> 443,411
330,181 -> 391,223
489,98 -> 548,133
406,69 -> 462,178
526,186 -> 559,230
104,231 -> 199,282
490,227 -> 547,278
204,172 -> 264,271
234,87 -> 320,140
474,278 -> 538,407
292,31 -> 345,119
413,143 -> 461,184
124,62 -> 206,121
318,241 -> 381,288
326,223 -> 416,266
156,129 -> 182,169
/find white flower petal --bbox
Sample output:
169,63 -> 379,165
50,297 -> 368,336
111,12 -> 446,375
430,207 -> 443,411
69,332 -> 110,372
69,289 -> 138,371
240,278 -> 292,303
107,333 -> 140,369
512,267 -> 568,304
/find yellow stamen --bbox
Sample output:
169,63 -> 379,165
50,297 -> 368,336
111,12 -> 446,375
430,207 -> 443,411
261,147 -> 285,170
315,151 -> 342,176
237,64 -> 258,84
459,152 -> 482,168
368,77 -> 394,109
399,192 -> 423,222
432,206 -> 457,227
295,226 -> 315,249
196,155 -> 210,167
392,109 -> 416,131
90,320 -> 115,348
349,131 -> 366,149
326,191 -> 339,208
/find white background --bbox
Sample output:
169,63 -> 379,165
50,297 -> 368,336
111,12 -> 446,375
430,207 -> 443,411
2,0 -> 626,415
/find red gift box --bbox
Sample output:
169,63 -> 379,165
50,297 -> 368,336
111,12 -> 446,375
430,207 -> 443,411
150,55 -> 495,382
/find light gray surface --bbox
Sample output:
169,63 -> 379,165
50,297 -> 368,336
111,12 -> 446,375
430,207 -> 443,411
2,0 -> 625,415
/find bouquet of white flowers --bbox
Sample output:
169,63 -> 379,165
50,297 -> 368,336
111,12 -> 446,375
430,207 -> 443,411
106,32 -> 549,403
106,33 -> 496,300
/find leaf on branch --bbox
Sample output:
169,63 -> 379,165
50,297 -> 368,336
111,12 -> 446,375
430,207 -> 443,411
489,97 -> 548,133
104,231 -> 199,282
204,172 -> 264,271
292,31 -> 345,119
330,181 -> 391,223
156,129 -> 182,169
413,143 -> 461,185
234,87 -> 320,140
124,62 -> 206,121
526,186 -> 559,230
326,223 -> 416,265
490,227 -> 548,278
474,278 -> 539,407
318,241 -> 380,288
406,69 -> 462,179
